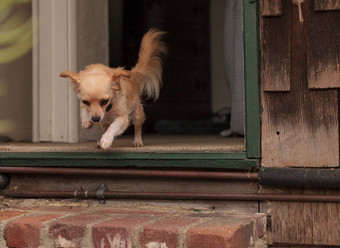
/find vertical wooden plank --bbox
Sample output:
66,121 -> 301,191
267,188 -> 340,245
244,0 -> 261,158
312,203 -> 340,245
271,200 -> 313,244
315,0 -> 340,11
38,0 -> 52,141
260,0 -> 291,92
306,2 -> 340,89
262,0 -> 283,16
67,0 -> 79,142
52,0 -> 69,142
261,0 -> 339,167
311,190 -> 340,245
33,0 -> 79,142
268,188 -> 313,245
50,0 -> 79,142
32,0 -> 39,142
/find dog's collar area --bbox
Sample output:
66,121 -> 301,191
106,103 -> 112,112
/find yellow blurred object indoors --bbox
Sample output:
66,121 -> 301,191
0,0 -> 32,135
0,0 -> 32,64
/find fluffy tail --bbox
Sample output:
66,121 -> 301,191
132,28 -> 167,100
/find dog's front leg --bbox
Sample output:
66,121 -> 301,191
132,103 -> 146,147
99,115 -> 129,149
80,107 -> 93,129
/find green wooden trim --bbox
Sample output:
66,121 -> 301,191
0,152 -> 246,160
244,0 -> 261,158
128,159 -> 258,169
0,160 -> 256,169
0,152 -> 257,169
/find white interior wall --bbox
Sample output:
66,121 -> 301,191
210,0 -> 231,113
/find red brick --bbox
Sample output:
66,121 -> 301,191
36,206 -> 85,213
254,214 -> 266,238
230,222 -> 254,248
49,213 -> 103,247
186,216 -> 254,248
92,216 -> 152,248
5,214 -> 62,248
0,210 -> 27,222
140,216 -> 199,248
97,208 -> 167,216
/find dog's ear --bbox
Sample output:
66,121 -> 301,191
60,70 -> 80,84
60,70 -> 81,92
111,67 -> 131,91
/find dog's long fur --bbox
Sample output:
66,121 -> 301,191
60,29 -> 167,149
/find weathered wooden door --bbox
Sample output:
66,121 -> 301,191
261,0 -> 340,167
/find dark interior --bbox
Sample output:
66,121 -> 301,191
108,0 -> 230,134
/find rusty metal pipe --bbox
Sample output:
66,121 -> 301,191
2,190 -> 340,202
0,167 -> 258,181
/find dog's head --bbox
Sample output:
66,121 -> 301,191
60,64 -> 130,122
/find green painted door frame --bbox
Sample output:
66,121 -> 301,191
244,0 -> 260,159
0,0 -> 260,170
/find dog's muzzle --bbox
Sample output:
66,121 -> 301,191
92,116 -> 100,122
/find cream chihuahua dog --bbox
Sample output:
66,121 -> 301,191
60,29 -> 167,149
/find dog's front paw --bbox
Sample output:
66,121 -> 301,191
82,120 -> 93,129
133,139 -> 143,147
99,134 -> 114,150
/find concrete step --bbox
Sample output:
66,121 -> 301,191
0,202 -> 266,248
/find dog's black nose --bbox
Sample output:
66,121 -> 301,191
92,116 -> 100,122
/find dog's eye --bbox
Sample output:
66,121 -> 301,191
100,99 -> 109,106
82,100 -> 90,106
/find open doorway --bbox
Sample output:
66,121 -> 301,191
0,0 -> 246,153
107,0 -> 244,152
